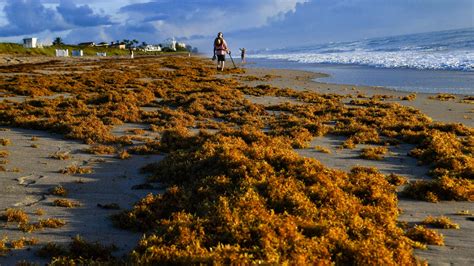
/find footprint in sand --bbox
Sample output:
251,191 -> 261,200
13,194 -> 47,207
15,174 -> 45,187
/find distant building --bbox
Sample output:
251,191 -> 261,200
177,42 -> 186,49
143,45 -> 162,52
110,42 -> 126,49
78,42 -> 95,47
95,42 -> 109,47
23,38 -> 38,48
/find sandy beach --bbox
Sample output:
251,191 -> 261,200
0,55 -> 472,264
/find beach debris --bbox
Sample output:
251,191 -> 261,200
314,145 -> 331,153
15,175 -> 44,187
359,146 -> 388,160
385,173 -> 408,186
37,236 -> 117,263
0,55 -> 472,263
60,165 -> 93,175
0,208 -> 29,224
53,199 -> 80,208
49,185 -> 68,196
405,225 -> 444,246
50,151 -> 71,160
117,150 -> 131,160
0,138 -> 11,146
85,145 -> 116,155
421,216 -> 460,229
400,93 -> 417,101
429,93 -> 456,101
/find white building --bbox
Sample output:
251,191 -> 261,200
177,42 -> 186,49
23,38 -> 38,48
144,45 -> 162,52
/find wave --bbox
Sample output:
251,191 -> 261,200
249,28 -> 474,71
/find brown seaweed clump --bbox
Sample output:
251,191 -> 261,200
421,216 -> 460,229
113,129 -> 418,265
360,146 -> 388,160
37,236 -> 117,263
405,226 -> 444,246
53,199 -> 80,208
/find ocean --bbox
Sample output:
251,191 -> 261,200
248,28 -> 474,94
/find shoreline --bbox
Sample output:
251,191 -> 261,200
244,57 -> 474,96
238,66 -> 473,126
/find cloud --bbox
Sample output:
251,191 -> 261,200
56,0 -> 113,27
119,0 -> 309,37
0,0 -> 66,36
0,0 -> 113,37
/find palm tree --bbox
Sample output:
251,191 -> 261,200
53,37 -> 64,46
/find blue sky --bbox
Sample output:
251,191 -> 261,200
0,0 -> 472,52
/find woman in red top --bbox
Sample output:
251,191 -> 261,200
213,32 -> 229,71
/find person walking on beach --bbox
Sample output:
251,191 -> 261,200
213,32 -> 229,71
239,48 -> 246,64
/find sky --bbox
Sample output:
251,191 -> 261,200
0,0 -> 472,52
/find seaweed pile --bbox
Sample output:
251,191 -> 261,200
0,55 -> 472,263
114,128 -> 417,264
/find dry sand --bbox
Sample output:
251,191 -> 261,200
0,125 -> 163,264
0,57 -> 472,264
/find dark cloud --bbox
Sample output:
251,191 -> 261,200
0,0 -> 113,37
0,0 -> 66,37
56,0 -> 113,27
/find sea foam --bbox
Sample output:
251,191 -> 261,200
250,28 -> 474,71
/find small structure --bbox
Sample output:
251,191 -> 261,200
143,45 -> 162,52
96,52 -> 107,57
96,42 -> 109,47
55,49 -> 69,57
78,42 -> 95,47
72,50 -> 83,57
23,38 -> 38,48
110,42 -> 126,49
177,42 -> 186,49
